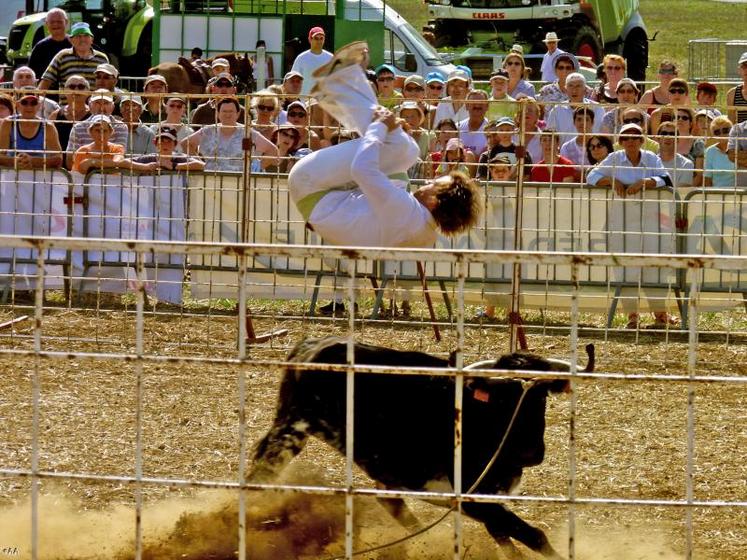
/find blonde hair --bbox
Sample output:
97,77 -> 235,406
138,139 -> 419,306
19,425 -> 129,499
710,115 -> 732,133
603,54 -> 627,72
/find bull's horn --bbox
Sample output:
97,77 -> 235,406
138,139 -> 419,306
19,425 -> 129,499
583,343 -> 595,373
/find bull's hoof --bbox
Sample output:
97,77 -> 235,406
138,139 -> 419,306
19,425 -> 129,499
312,40 -> 369,78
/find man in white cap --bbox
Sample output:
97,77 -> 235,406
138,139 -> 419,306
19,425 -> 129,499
67,89 -> 128,156
211,57 -> 231,76
94,63 -> 126,100
540,31 -> 566,83
140,74 -> 169,123
280,70 -> 304,109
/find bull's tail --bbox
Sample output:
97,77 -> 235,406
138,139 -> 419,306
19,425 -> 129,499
582,344 -> 595,373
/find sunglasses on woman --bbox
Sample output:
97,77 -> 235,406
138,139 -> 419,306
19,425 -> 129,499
428,84 -> 443,90
505,61 -> 521,67
589,142 -> 606,149
19,98 -> 39,106
713,127 -> 731,136
287,110 -> 306,118
67,83 -> 88,90
622,117 -> 642,124
669,87 -> 687,95
256,104 -> 275,112
405,86 -> 424,92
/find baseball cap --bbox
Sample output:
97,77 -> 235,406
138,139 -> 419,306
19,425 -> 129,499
210,72 -> 234,86
89,88 -> 114,103
211,57 -> 230,69
446,69 -> 470,83
144,74 -> 168,88
425,72 -> 445,84
445,137 -> 464,151
88,114 -> 113,129
308,26 -> 325,41
616,77 -> 640,93
95,63 -> 119,78
287,100 -> 307,113
739,52 -> 747,66
489,69 -> 509,82
283,70 -> 303,81
619,122 -> 643,136
119,95 -> 143,107
489,154 -> 512,165
70,22 -> 94,37
375,64 -> 396,76
155,126 -> 178,142
398,100 -> 424,120
403,75 -> 425,88
493,116 -> 517,129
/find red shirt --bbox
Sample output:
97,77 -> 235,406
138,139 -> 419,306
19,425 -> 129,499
529,156 -> 579,183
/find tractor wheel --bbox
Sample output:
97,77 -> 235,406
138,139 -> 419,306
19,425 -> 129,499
433,20 -> 468,48
623,29 -> 649,82
568,25 -> 603,65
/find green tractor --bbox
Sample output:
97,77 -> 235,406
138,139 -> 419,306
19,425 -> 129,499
425,0 -> 649,81
6,0 -> 154,75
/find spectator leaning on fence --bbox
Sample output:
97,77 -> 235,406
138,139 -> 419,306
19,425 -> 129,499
0,87 -> 62,169
71,114 -> 124,174
119,96 -> 155,156
182,96 -> 278,172
66,89 -> 128,158
39,22 -> 108,93
12,66 -> 59,119
118,126 -> 205,173
28,8 -> 72,80
704,116 -> 736,187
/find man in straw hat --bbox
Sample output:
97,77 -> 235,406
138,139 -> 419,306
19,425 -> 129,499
288,41 -> 482,248
540,31 -> 566,83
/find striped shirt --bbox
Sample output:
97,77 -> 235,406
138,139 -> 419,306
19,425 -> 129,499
41,48 -> 109,90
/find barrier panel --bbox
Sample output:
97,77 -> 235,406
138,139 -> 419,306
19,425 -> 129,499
683,187 -> 747,296
75,171 -> 187,303
0,168 -> 72,293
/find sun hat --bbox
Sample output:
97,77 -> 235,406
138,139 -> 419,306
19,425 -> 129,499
543,32 -> 559,43
425,72 -> 445,84
88,114 -> 113,129
211,57 -> 230,69
403,74 -> 425,88
89,88 -> 114,103
70,22 -> 94,37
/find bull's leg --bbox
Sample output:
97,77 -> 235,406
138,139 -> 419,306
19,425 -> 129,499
248,419 -> 310,483
376,497 -> 422,531
461,502 -> 564,559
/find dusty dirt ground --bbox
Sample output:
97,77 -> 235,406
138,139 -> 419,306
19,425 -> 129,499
0,300 -> 745,559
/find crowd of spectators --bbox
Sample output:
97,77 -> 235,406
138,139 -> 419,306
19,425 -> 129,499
1,11 -> 746,189
3,13 -> 747,321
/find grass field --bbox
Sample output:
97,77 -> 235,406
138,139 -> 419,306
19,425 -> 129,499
387,0 -> 746,82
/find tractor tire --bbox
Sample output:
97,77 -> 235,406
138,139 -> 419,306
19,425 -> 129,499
568,25 -> 603,65
433,20 -> 468,48
623,29 -> 649,82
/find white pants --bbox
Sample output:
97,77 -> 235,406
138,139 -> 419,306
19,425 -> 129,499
288,126 -> 418,205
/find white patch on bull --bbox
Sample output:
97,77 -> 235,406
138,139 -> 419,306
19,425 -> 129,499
422,477 -> 455,507
507,474 -> 523,495
291,420 -> 310,433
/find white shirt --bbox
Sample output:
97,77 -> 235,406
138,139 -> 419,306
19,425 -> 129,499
545,100 -> 605,140
291,49 -> 333,96
560,137 -> 589,167
660,153 -> 694,187
587,149 -> 669,187
458,118 -> 488,156
541,48 -> 566,82
434,97 -> 469,128
309,122 -> 437,248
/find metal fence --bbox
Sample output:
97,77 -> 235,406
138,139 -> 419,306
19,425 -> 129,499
0,236 -> 746,560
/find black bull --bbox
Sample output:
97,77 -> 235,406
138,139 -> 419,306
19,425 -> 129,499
250,337 -> 595,558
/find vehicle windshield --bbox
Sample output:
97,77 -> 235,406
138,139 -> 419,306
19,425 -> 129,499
448,0 -> 537,7
398,20 -> 444,65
